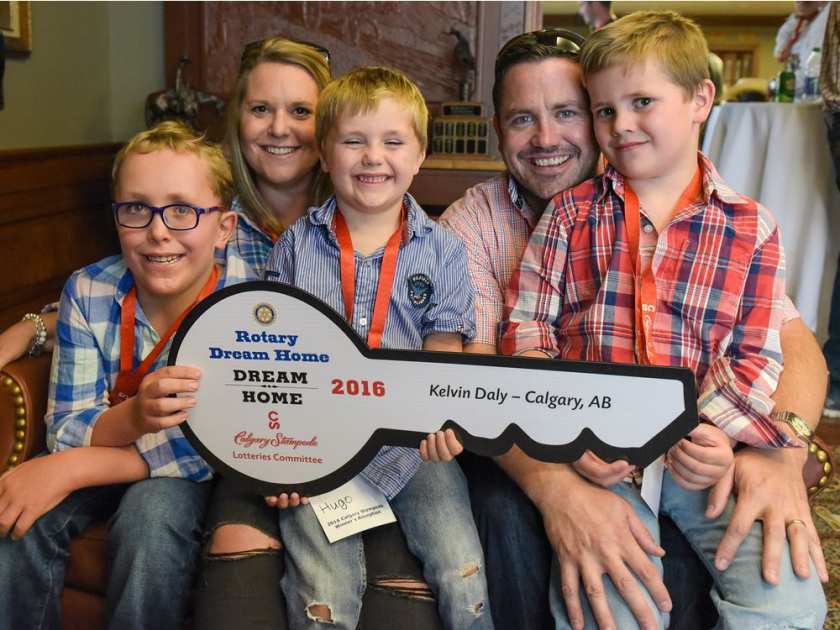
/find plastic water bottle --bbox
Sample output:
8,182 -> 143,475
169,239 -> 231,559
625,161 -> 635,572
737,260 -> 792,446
803,48 -> 822,103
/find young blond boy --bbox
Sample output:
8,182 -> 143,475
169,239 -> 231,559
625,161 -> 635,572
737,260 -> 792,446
500,11 -> 826,630
261,66 -> 492,630
0,121 -> 253,629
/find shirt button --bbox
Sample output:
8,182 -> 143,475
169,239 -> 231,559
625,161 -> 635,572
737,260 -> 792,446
643,224 -> 654,233
359,317 -> 368,327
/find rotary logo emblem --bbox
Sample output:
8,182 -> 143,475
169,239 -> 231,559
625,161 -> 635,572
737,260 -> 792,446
254,303 -> 275,325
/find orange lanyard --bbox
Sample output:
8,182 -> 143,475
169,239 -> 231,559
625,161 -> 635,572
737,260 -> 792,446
110,266 -> 220,405
624,168 -> 702,365
334,208 -> 405,350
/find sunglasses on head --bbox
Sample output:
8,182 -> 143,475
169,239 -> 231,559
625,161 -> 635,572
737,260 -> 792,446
241,37 -> 331,66
495,28 -> 584,75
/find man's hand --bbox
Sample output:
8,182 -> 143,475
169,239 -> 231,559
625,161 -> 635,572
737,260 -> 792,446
0,455 -> 75,539
131,365 -> 202,434
708,446 -> 828,584
537,475 -> 671,630
572,450 -> 635,488
666,424 -> 734,491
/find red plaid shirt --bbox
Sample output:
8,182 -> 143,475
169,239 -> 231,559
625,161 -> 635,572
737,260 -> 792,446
499,154 -> 793,448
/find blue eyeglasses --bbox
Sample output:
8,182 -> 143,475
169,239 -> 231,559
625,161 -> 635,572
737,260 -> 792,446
112,202 -> 223,231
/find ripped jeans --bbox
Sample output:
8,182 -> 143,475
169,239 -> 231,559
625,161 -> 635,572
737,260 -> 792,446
279,460 -> 493,630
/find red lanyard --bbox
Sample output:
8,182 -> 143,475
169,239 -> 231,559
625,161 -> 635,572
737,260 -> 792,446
624,168 -> 702,365
780,15 -> 815,62
110,266 -> 220,405
334,208 -> 405,350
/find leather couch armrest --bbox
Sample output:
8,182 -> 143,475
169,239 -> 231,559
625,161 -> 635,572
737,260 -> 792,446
1,354 -> 52,472
805,435 -> 835,500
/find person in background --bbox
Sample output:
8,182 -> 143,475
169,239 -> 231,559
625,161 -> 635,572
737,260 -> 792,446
818,2 -> 840,416
774,1 -> 830,66
578,1 -> 616,32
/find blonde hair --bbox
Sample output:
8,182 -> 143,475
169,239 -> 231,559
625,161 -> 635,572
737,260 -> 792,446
225,38 -> 332,237
316,66 -> 428,151
580,10 -> 710,98
112,120 -> 234,207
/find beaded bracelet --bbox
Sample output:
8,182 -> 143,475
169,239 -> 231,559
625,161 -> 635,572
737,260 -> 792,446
22,313 -> 47,356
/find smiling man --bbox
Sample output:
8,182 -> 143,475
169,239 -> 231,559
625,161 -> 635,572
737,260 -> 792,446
441,28 -> 829,630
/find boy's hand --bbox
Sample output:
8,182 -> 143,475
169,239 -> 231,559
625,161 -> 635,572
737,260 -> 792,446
0,455 -> 75,539
665,423 -> 734,491
572,449 -> 636,487
131,366 -> 202,435
419,429 -> 463,462
265,493 -> 309,509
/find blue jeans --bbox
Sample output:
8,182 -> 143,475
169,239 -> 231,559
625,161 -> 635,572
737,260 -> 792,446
660,472 -> 826,629
548,481 -> 666,630
278,461 -> 493,630
461,453 -> 707,630
459,452 -> 553,629
0,476 -> 210,630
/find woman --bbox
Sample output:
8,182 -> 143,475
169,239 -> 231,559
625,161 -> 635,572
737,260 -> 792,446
194,36 -> 332,630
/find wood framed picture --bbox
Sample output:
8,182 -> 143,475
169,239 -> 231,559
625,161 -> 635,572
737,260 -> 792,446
0,0 -> 31,54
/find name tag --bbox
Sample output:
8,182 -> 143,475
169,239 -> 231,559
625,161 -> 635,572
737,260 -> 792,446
310,476 -> 397,543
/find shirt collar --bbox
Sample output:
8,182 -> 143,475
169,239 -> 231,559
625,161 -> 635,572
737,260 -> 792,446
231,196 -> 274,241
598,151 -> 749,208
506,174 -> 540,226
309,193 -> 434,245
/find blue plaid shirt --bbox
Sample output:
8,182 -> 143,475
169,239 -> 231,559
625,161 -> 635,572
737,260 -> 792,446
215,195 -> 275,277
47,246 -> 256,481
265,193 -> 476,498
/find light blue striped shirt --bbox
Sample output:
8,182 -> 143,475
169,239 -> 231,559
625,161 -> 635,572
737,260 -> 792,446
47,246 -> 256,481
265,193 -> 476,498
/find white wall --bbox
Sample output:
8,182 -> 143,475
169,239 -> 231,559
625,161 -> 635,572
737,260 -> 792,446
0,1 -> 163,150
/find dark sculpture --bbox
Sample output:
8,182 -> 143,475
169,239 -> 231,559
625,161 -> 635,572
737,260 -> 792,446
448,28 -> 475,101
144,56 -> 225,130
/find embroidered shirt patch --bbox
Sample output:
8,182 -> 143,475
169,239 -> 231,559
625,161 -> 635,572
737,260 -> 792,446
407,273 -> 433,307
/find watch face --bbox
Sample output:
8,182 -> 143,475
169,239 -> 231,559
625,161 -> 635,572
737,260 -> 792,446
774,411 -> 812,440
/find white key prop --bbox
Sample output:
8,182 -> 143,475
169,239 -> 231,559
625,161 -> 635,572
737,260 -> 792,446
170,282 -> 698,495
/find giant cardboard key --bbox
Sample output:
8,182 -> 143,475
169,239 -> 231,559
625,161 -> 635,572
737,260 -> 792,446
169,282 -> 698,495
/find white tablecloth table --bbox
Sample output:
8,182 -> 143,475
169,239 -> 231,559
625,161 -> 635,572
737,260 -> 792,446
702,102 -> 840,335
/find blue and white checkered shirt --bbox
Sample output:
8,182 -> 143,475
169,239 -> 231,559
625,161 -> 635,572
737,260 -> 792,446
215,195 -> 275,278
265,193 -> 476,498
47,246 -> 256,481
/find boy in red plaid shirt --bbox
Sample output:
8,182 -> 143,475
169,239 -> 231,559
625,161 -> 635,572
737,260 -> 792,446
500,11 -> 826,629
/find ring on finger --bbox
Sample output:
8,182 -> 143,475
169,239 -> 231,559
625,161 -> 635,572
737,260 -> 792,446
786,518 -> 807,531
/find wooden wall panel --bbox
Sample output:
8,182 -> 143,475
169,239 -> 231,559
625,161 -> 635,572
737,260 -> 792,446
0,145 -> 120,329
165,2 -> 532,115
199,1 -> 479,104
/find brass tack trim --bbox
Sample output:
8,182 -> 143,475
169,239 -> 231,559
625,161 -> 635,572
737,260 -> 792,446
2,372 -> 27,469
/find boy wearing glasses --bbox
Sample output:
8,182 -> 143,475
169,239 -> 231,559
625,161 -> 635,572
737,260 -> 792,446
500,11 -> 826,629
0,121 -> 252,629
